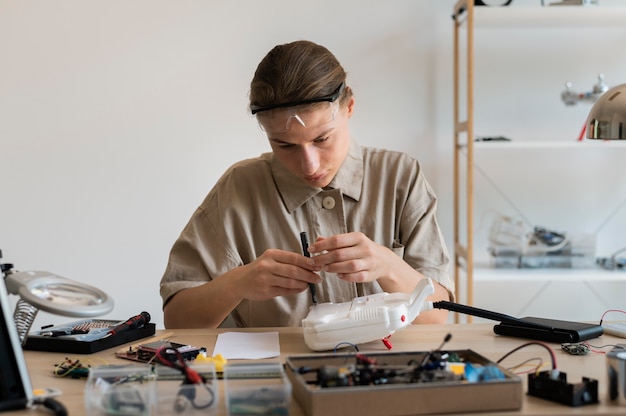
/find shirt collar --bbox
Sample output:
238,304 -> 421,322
269,139 -> 364,213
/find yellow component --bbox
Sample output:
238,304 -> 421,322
194,353 -> 227,372
32,387 -> 61,398
33,389 -> 47,396
447,362 -> 466,376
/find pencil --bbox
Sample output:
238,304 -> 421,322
300,231 -> 318,304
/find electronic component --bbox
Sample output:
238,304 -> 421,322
107,387 -> 146,415
193,353 -> 228,374
53,358 -> 91,379
116,341 -> 205,364
296,334 -> 505,388
306,352 -> 465,388
285,348 -> 522,416
527,371 -> 598,407
302,278 -> 435,351
561,343 -> 590,356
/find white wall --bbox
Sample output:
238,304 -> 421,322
1,1 -> 624,329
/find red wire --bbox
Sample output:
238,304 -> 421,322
577,122 -> 586,141
155,347 -> 204,384
600,309 -> 626,325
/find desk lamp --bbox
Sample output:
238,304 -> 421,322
1,255 -> 114,344
586,83 -> 626,140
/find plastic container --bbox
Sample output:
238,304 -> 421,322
85,365 -> 156,415
154,364 -> 218,415
223,362 -> 291,416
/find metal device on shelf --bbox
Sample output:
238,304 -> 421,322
561,74 -> 609,106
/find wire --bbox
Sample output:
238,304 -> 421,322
435,333 -> 453,351
418,333 -> 453,370
154,347 -> 214,411
38,397 -> 67,416
599,308 -> 626,325
496,341 -> 557,372
505,357 -> 544,375
155,347 -> 204,384
585,342 -> 626,353
333,342 -> 359,353
53,358 -> 85,378
53,357 -> 108,378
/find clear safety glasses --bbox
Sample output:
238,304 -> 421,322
255,100 -> 339,133
251,82 -> 345,133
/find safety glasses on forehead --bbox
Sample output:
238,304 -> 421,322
250,82 -> 345,115
252,83 -> 345,133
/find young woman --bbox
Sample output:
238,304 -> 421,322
160,40 -> 453,328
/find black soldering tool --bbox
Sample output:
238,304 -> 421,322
300,231 -> 318,305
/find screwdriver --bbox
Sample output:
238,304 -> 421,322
300,232 -> 318,305
102,311 -> 151,338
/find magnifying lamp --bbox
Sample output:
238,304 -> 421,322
586,83 -> 626,140
1,260 -> 114,344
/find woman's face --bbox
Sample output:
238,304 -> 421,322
258,97 -> 355,189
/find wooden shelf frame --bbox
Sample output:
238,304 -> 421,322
452,0 -> 474,322
451,1 -> 626,323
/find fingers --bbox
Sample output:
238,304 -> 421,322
241,249 -> 322,301
307,233 -> 381,281
261,251 -> 321,284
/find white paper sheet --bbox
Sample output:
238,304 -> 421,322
212,331 -> 280,359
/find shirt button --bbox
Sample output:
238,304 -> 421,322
322,196 -> 336,210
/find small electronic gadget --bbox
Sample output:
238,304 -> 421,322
602,322 -> 626,339
493,317 -> 604,343
301,278 -> 435,351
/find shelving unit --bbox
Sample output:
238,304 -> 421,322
451,1 -> 626,322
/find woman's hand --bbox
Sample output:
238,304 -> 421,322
236,248 -> 322,301
306,232 -> 392,284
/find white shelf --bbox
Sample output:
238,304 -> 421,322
467,140 -> 626,150
472,266 -> 626,322
474,266 -> 624,282
474,6 -> 626,29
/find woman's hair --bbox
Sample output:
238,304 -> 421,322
249,40 -> 352,112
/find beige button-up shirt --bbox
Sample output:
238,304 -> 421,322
160,140 -> 453,327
